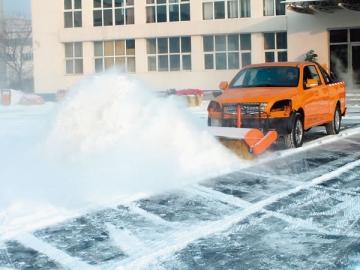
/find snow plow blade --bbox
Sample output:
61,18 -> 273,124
208,127 -> 278,160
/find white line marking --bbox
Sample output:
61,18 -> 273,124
14,233 -> 96,270
114,159 -> 360,270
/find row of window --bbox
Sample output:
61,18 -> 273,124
147,37 -> 191,71
93,0 -> 134,26
203,0 -> 285,19
204,34 -> 251,70
329,28 -> 360,43
64,0 -> 82,28
65,32 -> 288,74
146,0 -> 190,23
264,32 -> 287,62
64,0 -> 286,28
203,0 -> 251,20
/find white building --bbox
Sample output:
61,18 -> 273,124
31,0 -> 360,94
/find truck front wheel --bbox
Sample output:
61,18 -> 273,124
284,113 -> 304,149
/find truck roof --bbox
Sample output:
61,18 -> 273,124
244,62 -> 306,68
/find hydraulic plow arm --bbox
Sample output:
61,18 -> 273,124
207,127 -> 278,160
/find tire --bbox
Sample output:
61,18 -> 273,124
284,113 -> 304,149
325,106 -> 341,135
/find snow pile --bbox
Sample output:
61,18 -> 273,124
43,69 -> 244,205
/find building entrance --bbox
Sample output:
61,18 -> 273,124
352,45 -> 360,85
329,28 -> 360,87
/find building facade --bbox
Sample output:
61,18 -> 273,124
31,0 -> 360,93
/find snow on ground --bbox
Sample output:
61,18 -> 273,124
0,70 -> 250,242
1,71 -> 360,269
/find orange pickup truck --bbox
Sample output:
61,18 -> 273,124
207,61 -> 347,149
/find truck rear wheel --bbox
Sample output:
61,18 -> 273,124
284,113 -> 304,149
325,106 -> 341,135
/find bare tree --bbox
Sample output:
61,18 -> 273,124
0,14 -> 33,92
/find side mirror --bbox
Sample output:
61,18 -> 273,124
305,78 -> 318,88
219,81 -> 228,90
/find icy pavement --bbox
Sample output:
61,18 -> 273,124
1,131 -> 360,269
1,73 -> 360,269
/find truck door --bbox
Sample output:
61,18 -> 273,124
302,65 -> 328,127
309,65 -> 329,123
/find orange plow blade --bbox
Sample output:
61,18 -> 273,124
207,127 -> 278,160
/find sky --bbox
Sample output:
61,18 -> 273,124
3,0 -> 31,17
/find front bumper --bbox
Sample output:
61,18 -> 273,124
208,115 -> 294,135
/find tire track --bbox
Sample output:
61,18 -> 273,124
112,159 -> 360,269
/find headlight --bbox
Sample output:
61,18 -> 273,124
207,101 -> 222,113
260,103 -> 267,112
270,100 -> 292,112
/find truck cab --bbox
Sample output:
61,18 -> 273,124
207,61 -> 347,149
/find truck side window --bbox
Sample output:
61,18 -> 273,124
319,66 -> 332,84
308,66 -> 322,85
303,66 -> 313,89
321,69 -> 331,84
303,65 -> 322,89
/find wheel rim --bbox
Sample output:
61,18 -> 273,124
335,109 -> 340,131
295,119 -> 303,144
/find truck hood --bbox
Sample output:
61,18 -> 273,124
215,87 -> 298,104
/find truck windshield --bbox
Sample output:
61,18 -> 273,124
229,67 -> 299,88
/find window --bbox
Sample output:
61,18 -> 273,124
64,0 -> 82,28
94,40 -> 135,72
146,0 -> 190,23
350,28 -> 360,42
329,28 -> 360,84
203,0 -> 251,20
240,0 -> 251,17
264,32 -> 287,62
330,29 -> 348,43
93,0 -> 134,27
229,67 -> 299,88
147,37 -> 191,71
204,34 -> 251,70
65,42 -> 83,74
263,0 -> 285,16
303,65 -> 322,88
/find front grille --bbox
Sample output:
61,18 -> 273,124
223,103 -> 266,115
